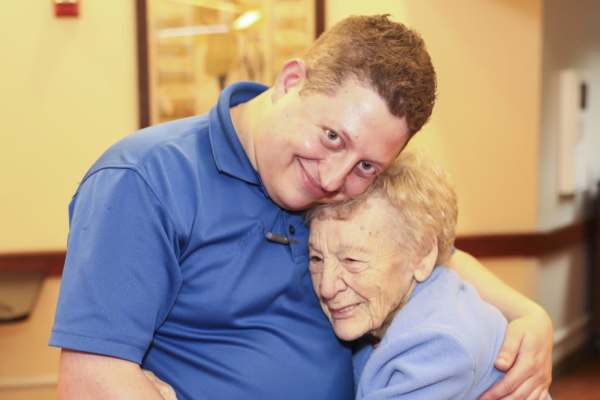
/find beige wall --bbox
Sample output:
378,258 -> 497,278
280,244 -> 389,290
328,0 -> 542,235
0,279 -> 60,399
538,0 -> 600,229
0,0 -> 138,252
0,2 -> 138,396
535,0 -> 600,363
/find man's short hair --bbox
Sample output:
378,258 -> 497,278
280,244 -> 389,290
302,15 -> 437,136
308,152 -> 457,266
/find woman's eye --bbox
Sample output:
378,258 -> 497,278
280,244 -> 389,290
343,258 -> 367,272
309,255 -> 324,273
310,255 -> 323,263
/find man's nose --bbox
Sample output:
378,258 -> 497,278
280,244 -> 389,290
319,155 -> 356,193
319,264 -> 346,300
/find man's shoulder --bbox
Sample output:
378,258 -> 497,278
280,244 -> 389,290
86,114 -> 211,179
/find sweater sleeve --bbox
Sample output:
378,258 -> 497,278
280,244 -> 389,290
357,327 -> 476,400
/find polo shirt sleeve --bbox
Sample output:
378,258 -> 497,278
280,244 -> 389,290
357,327 -> 475,400
49,167 -> 182,364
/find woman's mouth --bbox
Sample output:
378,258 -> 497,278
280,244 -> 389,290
329,303 -> 360,319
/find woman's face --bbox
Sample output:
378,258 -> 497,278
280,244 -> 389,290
308,196 -> 415,341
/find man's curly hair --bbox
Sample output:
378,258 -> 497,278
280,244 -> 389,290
301,15 -> 437,136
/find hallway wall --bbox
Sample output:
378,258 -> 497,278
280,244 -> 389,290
327,0 -> 599,365
0,0 -> 138,251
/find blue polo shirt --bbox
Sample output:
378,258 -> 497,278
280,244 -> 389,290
50,82 -> 353,399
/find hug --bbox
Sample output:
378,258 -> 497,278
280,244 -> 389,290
308,152 -> 508,399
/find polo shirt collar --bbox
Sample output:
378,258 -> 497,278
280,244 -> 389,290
209,81 -> 268,185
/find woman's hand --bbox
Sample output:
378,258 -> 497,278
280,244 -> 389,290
480,308 -> 553,400
143,370 -> 178,400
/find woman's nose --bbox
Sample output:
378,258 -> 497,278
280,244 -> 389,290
318,265 -> 346,299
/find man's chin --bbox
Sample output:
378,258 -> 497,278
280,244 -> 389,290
273,196 -> 317,212
272,191 -> 349,211
315,194 -> 350,206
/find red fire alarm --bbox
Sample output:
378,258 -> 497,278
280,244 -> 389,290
54,0 -> 80,18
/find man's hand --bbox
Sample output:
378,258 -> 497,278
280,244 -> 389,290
143,370 -> 178,400
480,310 -> 553,400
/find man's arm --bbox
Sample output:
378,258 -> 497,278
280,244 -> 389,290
447,249 -> 552,400
58,350 -> 166,399
447,250 -> 547,320
51,170 -> 183,398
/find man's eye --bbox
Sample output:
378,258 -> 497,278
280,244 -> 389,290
310,255 -> 323,263
357,161 -> 377,176
325,129 -> 342,144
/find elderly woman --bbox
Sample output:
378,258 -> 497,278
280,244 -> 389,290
307,153 -> 509,400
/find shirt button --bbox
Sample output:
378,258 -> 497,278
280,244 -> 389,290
288,225 -> 296,235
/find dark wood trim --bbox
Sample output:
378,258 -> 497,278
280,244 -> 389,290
553,340 -> 597,378
455,219 -> 594,258
0,218 -> 595,277
136,0 -> 150,129
0,251 -> 65,277
594,182 -> 600,339
315,0 -> 325,38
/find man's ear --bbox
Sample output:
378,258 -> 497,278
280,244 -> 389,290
413,239 -> 438,283
272,59 -> 307,102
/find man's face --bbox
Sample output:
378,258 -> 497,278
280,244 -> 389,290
256,78 -> 410,211
308,196 -> 415,341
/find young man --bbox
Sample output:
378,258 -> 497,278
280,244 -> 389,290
50,15 -> 552,399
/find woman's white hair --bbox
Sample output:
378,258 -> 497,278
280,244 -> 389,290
308,152 -> 457,265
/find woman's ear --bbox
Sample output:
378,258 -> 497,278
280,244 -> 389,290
413,239 -> 438,283
271,59 -> 307,102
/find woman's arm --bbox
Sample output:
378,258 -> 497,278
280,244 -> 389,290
447,249 -> 553,400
